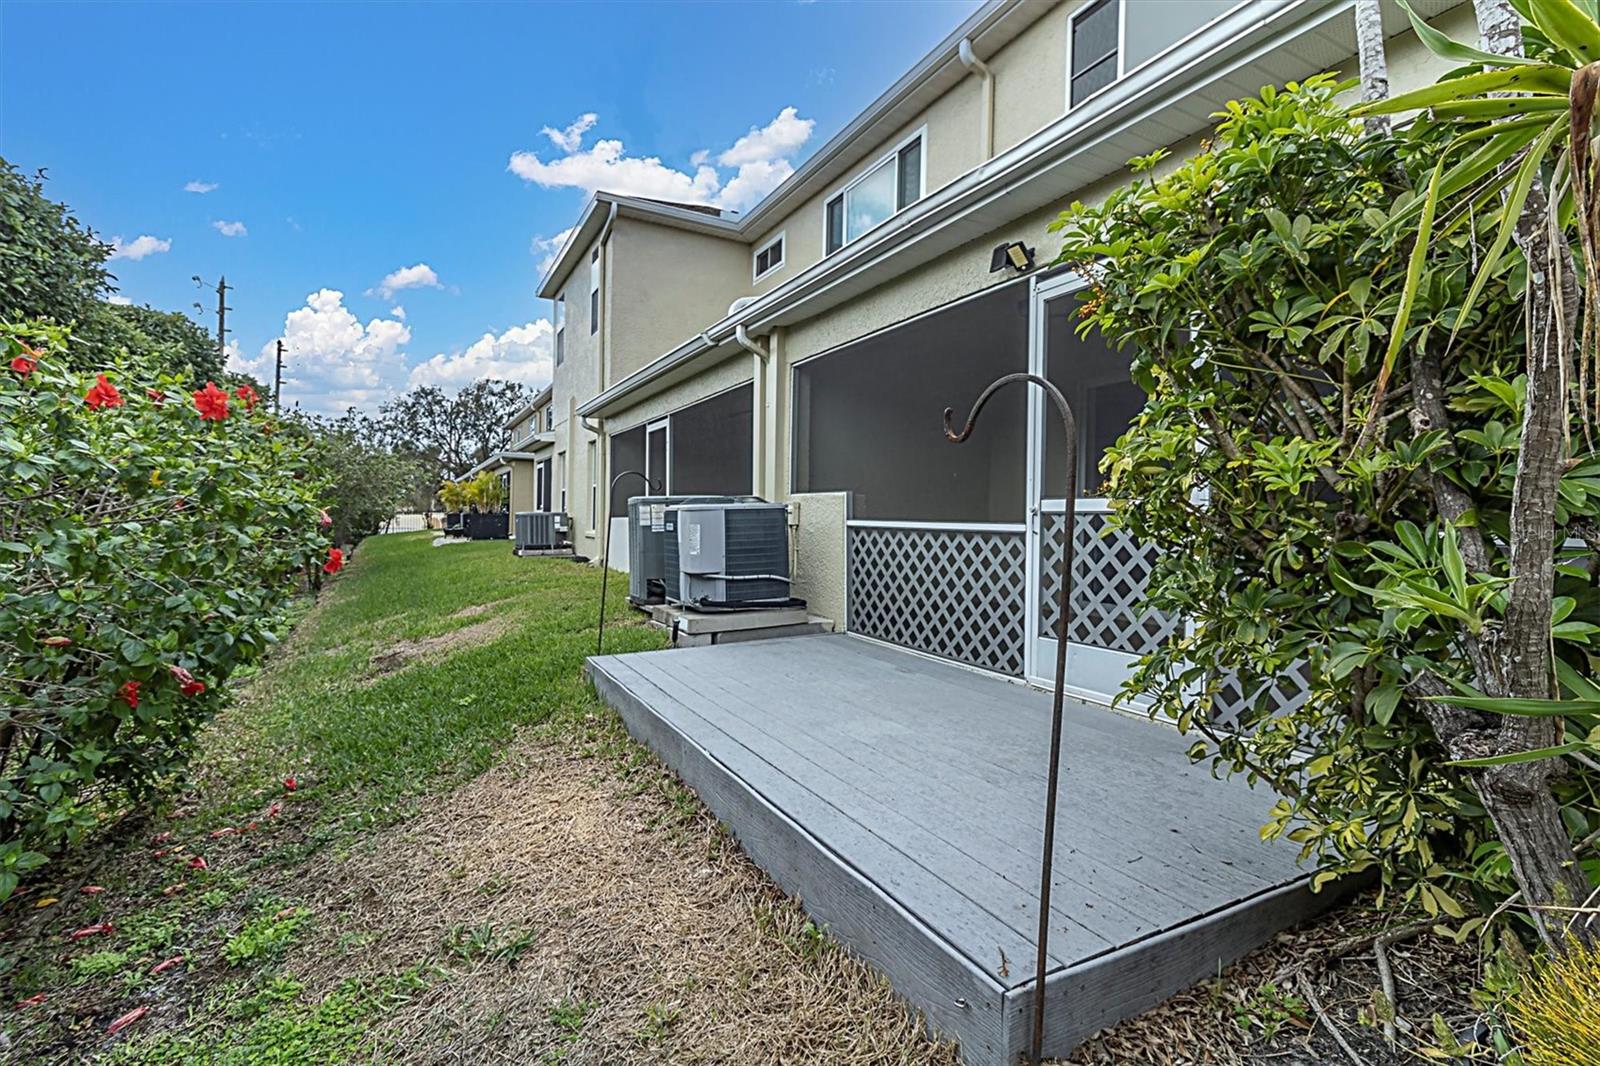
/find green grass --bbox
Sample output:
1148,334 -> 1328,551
2,533 -> 666,1062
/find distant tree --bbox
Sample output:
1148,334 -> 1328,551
377,378 -> 531,480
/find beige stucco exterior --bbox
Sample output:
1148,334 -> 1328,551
523,0 -> 1478,618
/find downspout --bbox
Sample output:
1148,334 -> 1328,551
958,37 -> 994,160
734,324 -> 770,499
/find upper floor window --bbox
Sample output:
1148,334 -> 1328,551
545,405 -> 554,431
554,296 -> 565,366
589,249 -> 601,335
753,231 -> 785,281
825,130 -> 924,255
1069,0 -> 1120,108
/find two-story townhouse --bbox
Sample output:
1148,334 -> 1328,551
538,0 -> 1469,694
538,200 -> 753,557
463,385 -> 556,517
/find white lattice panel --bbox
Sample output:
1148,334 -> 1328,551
1038,511 -> 1179,655
1211,661 -> 1314,728
848,525 -> 1028,676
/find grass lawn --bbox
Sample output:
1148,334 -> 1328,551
0,533 -> 952,1064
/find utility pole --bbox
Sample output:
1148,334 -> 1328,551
214,275 -> 231,363
273,339 -> 285,413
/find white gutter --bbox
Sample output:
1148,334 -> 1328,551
595,202 -> 618,398
958,37 -> 994,161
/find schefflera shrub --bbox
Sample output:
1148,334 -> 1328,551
0,323 -> 331,896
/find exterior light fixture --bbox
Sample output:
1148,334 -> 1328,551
989,240 -> 1036,273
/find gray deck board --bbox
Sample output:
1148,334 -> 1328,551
587,634 -> 1343,1064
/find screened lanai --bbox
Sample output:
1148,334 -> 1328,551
791,274 -> 1164,704
608,384 -> 754,516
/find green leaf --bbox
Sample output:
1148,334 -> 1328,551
1395,0 -> 1546,68
1452,118 -> 1566,348
1351,65 -> 1572,117
1429,690 -> 1600,716
1448,741 -> 1591,767
1530,0 -> 1600,63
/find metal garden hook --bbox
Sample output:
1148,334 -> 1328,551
596,470 -> 658,656
944,372 -> 1078,1066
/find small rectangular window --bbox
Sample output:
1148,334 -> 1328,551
753,232 -> 786,280
824,131 -> 924,256
553,296 -> 565,366
589,249 -> 600,335
896,139 -> 922,211
1069,0 -> 1120,107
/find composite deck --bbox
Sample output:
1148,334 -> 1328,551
586,635 -> 1339,1064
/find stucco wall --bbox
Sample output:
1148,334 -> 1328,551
790,491 -> 852,630
604,355 -> 755,436
608,217 -> 749,381
508,458 -> 535,514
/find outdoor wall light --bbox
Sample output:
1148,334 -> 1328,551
989,240 -> 1036,273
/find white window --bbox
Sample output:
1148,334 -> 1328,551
587,440 -> 598,531
753,231 -> 786,281
1068,0 -> 1121,108
589,249 -> 600,335
825,130 -> 924,255
545,405 -> 554,432
554,296 -> 565,366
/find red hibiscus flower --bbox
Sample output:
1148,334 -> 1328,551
318,508 -> 332,528
193,381 -> 229,421
10,354 -> 35,375
146,388 -> 166,405
323,548 -> 344,575
117,680 -> 140,709
187,856 -> 208,870
266,801 -> 282,818
85,374 -> 123,410
282,776 -> 297,792
170,665 -> 206,697
234,383 -> 259,410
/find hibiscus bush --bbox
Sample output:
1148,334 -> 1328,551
0,323 -> 333,896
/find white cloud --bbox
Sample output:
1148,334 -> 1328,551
714,159 -> 795,213
508,106 -> 814,213
232,289 -> 411,416
390,305 -> 406,320
406,320 -> 554,392
542,112 -> 598,153
212,220 -> 248,238
372,263 -> 442,300
718,107 -> 814,167
184,180 -> 219,194
108,235 -> 171,261
531,226 -> 576,278
107,295 -> 133,306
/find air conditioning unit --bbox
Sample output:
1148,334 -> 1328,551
514,511 -> 567,551
667,502 -> 793,610
626,495 -> 749,604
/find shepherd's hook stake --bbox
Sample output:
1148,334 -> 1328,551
596,470 -> 658,656
944,372 -> 1078,1066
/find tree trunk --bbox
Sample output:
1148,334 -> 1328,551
1355,0 -> 1391,135
1469,0 -> 1594,952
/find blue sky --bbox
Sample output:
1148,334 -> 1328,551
0,0 -> 978,415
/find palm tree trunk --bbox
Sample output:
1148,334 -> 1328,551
1355,0 -> 1391,135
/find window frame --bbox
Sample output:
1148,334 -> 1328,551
752,230 -> 787,282
1065,0 -> 1125,111
822,126 -> 927,256
586,440 -> 598,532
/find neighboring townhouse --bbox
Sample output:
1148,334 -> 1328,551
464,385 -> 555,513
534,0 -> 1469,699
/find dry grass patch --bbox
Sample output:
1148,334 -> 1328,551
367,617 -> 513,677
291,728 -> 959,1065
